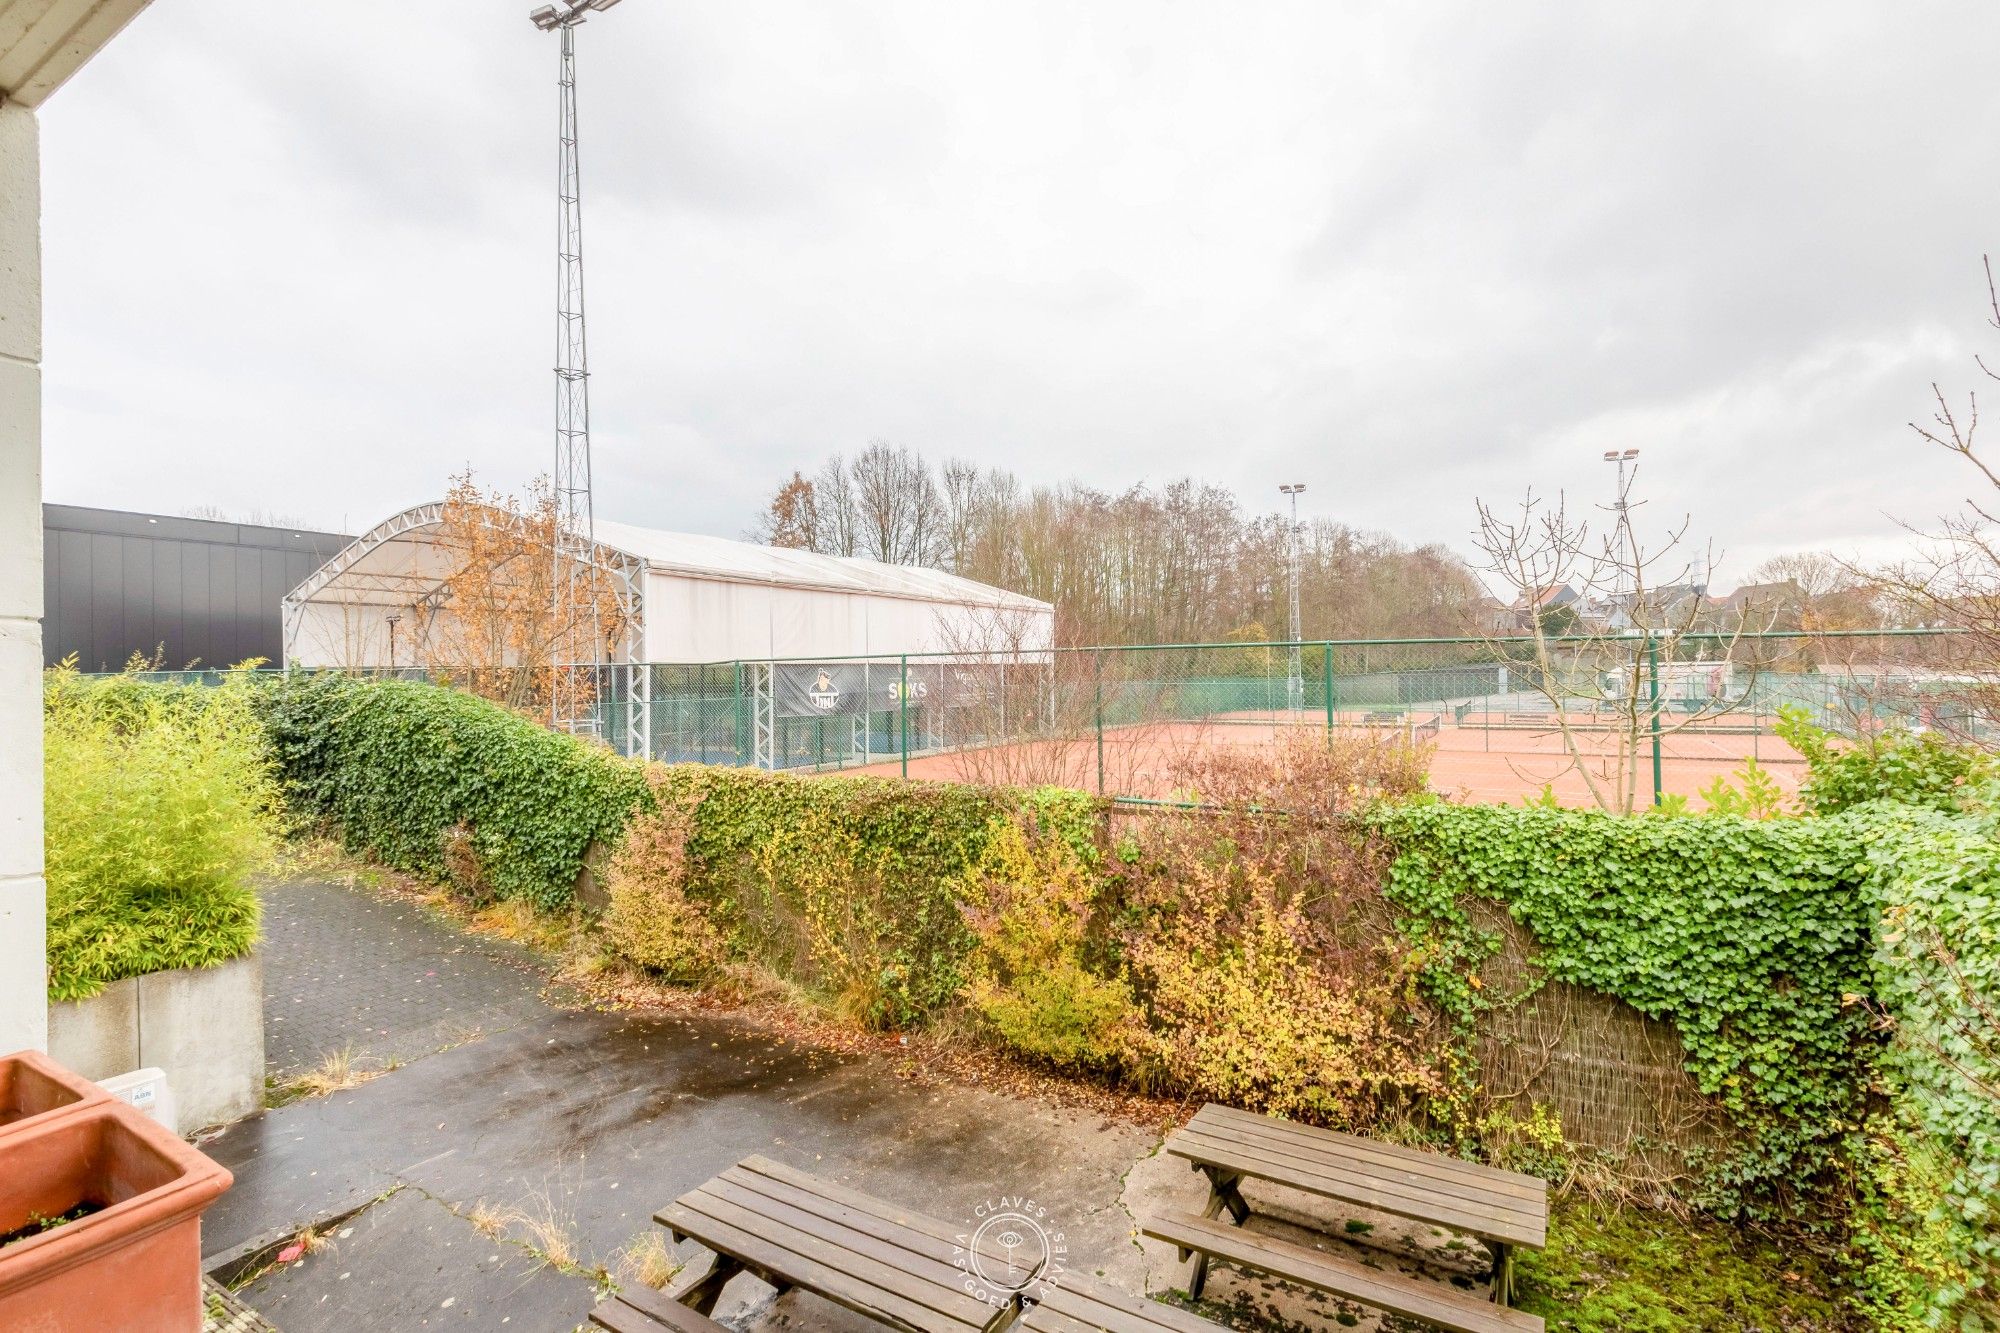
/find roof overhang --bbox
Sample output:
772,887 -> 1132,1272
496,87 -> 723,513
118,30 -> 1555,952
0,0 -> 151,108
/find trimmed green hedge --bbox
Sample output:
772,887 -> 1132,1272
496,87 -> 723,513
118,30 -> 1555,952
256,674 -> 1102,1020
259,673 -> 648,909
1373,800 -> 1878,1210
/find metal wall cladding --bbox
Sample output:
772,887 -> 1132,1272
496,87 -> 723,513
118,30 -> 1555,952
41,506 -> 352,671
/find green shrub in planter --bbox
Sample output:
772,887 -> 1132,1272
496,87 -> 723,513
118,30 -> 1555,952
42,665 -> 277,1002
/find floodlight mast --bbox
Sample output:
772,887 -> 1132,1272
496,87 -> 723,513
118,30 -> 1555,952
1602,448 -> 1641,614
1279,483 -> 1306,712
532,0 -> 623,734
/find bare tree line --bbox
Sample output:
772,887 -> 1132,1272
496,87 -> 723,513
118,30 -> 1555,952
753,440 -> 1487,646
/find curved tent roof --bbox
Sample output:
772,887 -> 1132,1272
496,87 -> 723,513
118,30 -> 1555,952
285,501 -> 1048,615
589,516 -> 1045,610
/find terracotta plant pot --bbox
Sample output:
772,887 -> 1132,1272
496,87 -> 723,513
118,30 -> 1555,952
0,1100 -> 233,1332
0,1049 -> 111,1139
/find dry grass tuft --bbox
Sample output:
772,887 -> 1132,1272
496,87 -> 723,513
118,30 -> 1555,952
612,1231 -> 680,1291
474,1188 -> 591,1275
292,1224 -> 335,1257
463,1198 -> 512,1240
289,1044 -> 386,1099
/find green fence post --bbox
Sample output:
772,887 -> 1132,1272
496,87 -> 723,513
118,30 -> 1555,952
1647,634 -> 1664,806
1322,642 -> 1335,736
899,654 -> 909,779
1094,649 -> 1106,795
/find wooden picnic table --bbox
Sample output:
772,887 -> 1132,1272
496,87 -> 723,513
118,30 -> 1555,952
1152,1103 -> 1549,1333
654,1155 -> 1038,1333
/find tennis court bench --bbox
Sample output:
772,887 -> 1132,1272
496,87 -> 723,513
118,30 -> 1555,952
1144,1211 -> 1541,1333
590,1286 -> 728,1332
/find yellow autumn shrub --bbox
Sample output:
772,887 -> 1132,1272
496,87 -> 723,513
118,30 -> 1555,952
601,780 -> 720,982
958,820 -> 1139,1071
1126,839 -> 1438,1124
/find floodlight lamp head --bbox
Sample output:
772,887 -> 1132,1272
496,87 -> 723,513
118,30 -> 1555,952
1623,448 -> 1641,460
1602,451 -> 1619,462
530,0 -> 613,30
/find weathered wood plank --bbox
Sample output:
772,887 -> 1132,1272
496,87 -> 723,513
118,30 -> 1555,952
589,1289 -> 728,1332
1173,1123 -> 1547,1234
695,1175 -> 987,1300
1169,1128 -> 1546,1249
668,1188 -> 993,1330
738,1156 -> 981,1250
1193,1105 -> 1547,1201
1143,1210 -> 1543,1333
656,1199 -> 998,1332
1022,1276 -> 1232,1332
718,1163 -> 1036,1289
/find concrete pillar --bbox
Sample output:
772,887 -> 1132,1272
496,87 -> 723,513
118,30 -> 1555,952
0,99 -> 46,1054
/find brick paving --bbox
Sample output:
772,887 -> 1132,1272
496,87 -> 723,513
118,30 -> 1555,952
259,879 -> 569,1078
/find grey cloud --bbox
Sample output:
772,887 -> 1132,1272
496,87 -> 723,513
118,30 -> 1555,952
33,0 -> 2000,594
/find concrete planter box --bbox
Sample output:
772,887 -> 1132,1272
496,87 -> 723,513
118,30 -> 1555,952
48,954 -> 264,1136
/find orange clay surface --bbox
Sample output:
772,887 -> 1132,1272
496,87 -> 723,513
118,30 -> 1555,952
838,710 -> 1802,808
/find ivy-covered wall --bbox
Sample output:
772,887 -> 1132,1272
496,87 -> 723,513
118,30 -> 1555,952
1845,803 -> 2000,1329
1373,801 -> 1879,1210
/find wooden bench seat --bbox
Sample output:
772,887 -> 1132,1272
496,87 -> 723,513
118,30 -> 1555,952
1166,1104 -> 1547,1252
590,1285 -> 728,1332
1144,1210 -> 1543,1333
657,1154 -> 1028,1332
1019,1274 -> 1229,1332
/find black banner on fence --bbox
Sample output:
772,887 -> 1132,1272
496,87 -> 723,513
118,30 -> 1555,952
770,661 -> 1014,720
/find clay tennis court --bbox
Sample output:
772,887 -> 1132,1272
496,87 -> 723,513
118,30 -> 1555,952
844,708 -> 1803,808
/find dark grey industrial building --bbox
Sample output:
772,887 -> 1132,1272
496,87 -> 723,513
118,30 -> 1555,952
42,505 -> 353,671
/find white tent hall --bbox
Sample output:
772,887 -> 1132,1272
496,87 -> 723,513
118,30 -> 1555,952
281,501 -> 1054,764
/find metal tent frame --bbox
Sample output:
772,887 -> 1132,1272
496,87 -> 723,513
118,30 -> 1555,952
281,501 -> 647,749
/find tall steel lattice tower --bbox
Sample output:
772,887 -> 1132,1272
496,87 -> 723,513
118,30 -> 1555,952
532,0 -> 623,733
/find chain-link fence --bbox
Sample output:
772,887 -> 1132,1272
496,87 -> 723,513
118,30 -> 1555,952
82,630 -> 1983,808
588,629 -> 1983,807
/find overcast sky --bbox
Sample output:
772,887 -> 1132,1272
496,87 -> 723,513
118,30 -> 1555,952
36,2 -> 2000,585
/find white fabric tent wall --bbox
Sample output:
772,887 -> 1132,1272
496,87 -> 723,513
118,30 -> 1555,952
639,575 -> 1053,663
284,504 -> 1053,669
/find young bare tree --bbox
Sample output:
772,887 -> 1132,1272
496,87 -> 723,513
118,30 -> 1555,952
1868,255 -> 2000,735
813,455 -> 861,557
1740,552 -> 1887,632
413,471 -> 630,715
1471,482 -> 1770,814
